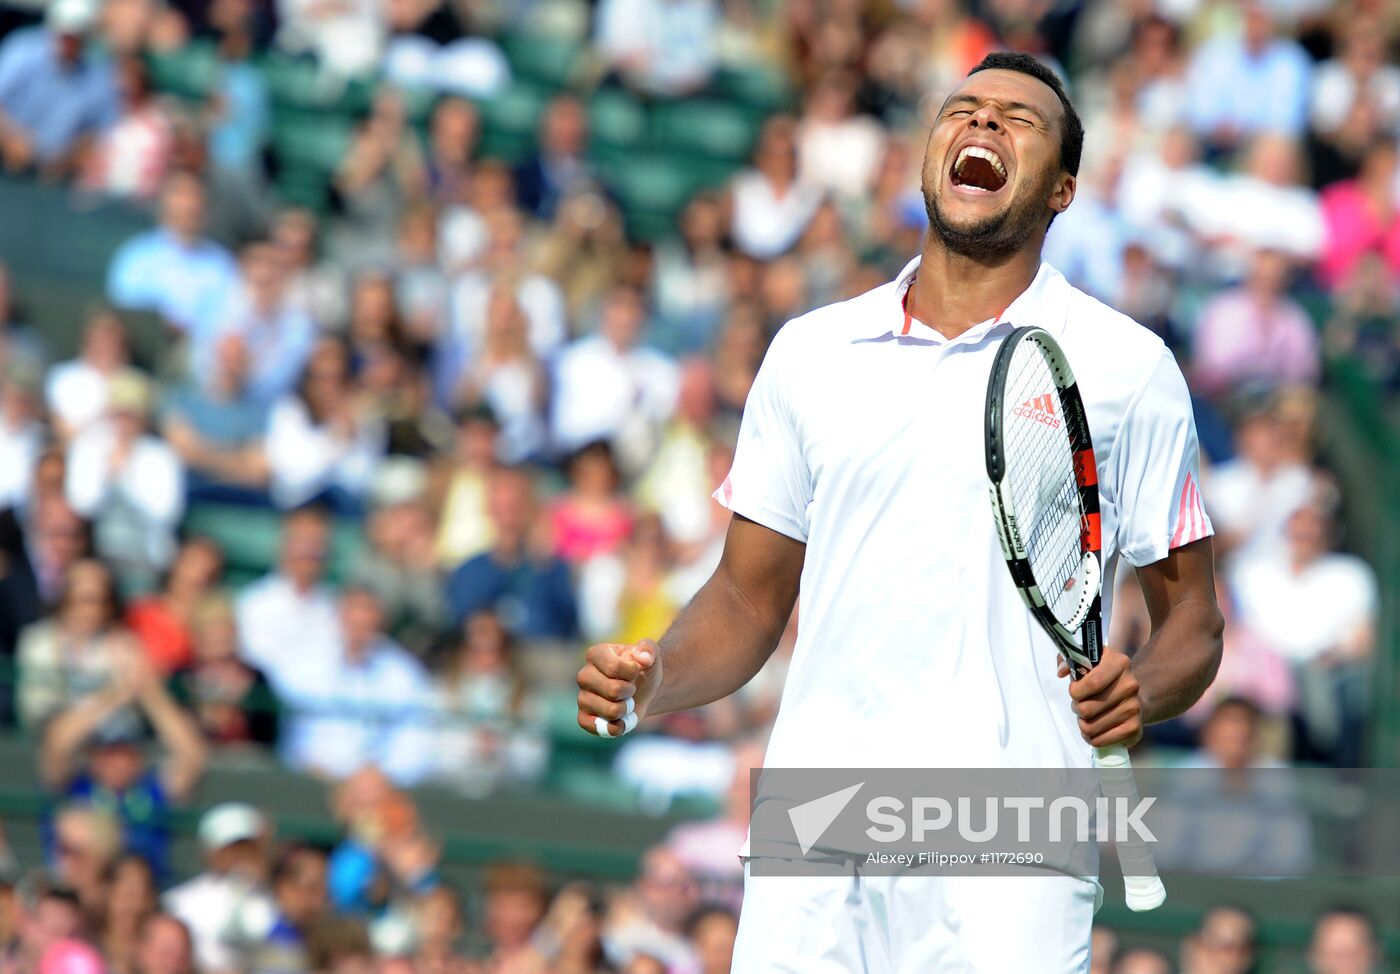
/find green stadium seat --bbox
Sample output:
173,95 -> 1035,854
182,503 -> 365,585
587,89 -> 647,151
476,82 -> 550,162
651,99 -> 756,162
261,56 -> 360,113
272,114 -> 356,173
147,42 -> 221,101
500,31 -> 583,89
598,152 -> 703,240
712,63 -> 795,115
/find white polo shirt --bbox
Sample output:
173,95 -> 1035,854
717,257 -> 1212,772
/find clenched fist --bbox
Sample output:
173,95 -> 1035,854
576,639 -> 663,738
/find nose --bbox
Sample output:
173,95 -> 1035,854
969,106 -> 1002,133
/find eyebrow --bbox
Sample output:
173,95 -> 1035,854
943,94 -> 1048,122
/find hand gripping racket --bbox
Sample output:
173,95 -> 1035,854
984,325 -> 1166,912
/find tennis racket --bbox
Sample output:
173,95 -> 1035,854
984,325 -> 1166,913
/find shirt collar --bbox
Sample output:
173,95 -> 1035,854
885,255 -> 1069,344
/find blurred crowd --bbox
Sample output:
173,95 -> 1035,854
0,0 -> 1398,969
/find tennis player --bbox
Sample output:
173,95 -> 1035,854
577,51 -> 1225,972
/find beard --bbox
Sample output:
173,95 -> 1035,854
925,168 -> 1056,263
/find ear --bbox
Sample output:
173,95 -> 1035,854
1049,172 -> 1076,216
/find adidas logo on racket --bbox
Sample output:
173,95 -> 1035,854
1012,393 -> 1061,428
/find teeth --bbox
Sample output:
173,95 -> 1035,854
955,145 -> 1007,178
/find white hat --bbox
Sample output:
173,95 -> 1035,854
46,0 -> 96,34
198,803 -> 268,851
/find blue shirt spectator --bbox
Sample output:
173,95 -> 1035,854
208,62 -> 270,175
1185,4 -> 1313,142
161,333 -> 271,496
107,173 -> 239,332
445,467 -> 578,639
192,242 -> 315,404
0,2 -> 118,168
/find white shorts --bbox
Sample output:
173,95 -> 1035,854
732,861 -> 1100,974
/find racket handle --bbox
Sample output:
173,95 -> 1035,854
1093,744 -> 1166,912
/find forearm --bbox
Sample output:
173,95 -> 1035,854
41,687 -> 130,785
649,563 -> 794,716
1132,596 -> 1223,724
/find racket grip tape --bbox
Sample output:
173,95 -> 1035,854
1093,744 -> 1166,912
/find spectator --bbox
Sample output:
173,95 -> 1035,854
235,505 -> 339,681
125,537 -> 224,675
594,0 -> 719,98
686,905 -> 737,974
160,334 -> 272,500
106,173 -> 238,334
1205,391 -> 1318,563
1180,697 -> 1279,772
332,91 -> 426,263
347,488 -> 446,658
0,371 -> 44,512
516,95 -> 593,220
445,208 -> 567,369
15,559 -> 133,729
445,466 -> 578,641
1318,139 -> 1400,291
651,194 -> 731,356
578,513 -> 676,645
327,787 -> 439,916
1310,17 -> 1400,156
168,594 -> 280,748
430,406 -> 497,568
4,875 -> 85,974
0,494 -> 89,667
1232,501 -> 1377,766
79,57 -> 174,201
1114,947 -> 1174,974
163,803 -> 274,974
1323,253 -> 1400,393
44,308 -> 132,442
1090,926 -> 1118,974
605,848 -> 699,973
101,856 -> 157,974
729,117 -> 823,261
391,207 -> 449,346
276,586 -> 435,785
412,886 -> 465,974
239,844 -> 327,974
270,208 -> 347,332
274,0 -> 383,77
45,807 -> 122,925
665,739 -> 762,910
478,862 -> 549,973
131,913 -> 193,974
1307,907 -> 1381,974
531,186 -> 630,326
433,611 -> 546,793
423,97 -> 478,207
0,0 -> 117,175
550,442 -> 633,565
1179,906 -> 1257,974
1191,248 -> 1321,397
266,338 -> 385,513
551,285 -> 679,462
451,286 -> 546,466
40,648 -> 208,880
203,0 -> 271,181
64,370 -> 185,591
1184,0 -> 1312,149
1203,133 -> 1324,275
0,262 -> 49,378
195,242 -> 317,405
797,71 -> 885,201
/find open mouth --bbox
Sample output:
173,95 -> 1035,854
950,145 -> 1008,193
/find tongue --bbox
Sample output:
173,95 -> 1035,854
955,156 -> 1004,191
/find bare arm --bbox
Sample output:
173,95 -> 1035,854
1069,538 -> 1224,747
1132,537 -> 1225,724
577,514 -> 804,734
138,664 -> 209,804
40,683 -> 136,790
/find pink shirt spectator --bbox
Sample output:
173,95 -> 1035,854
1318,179 -> 1400,290
549,499 -> 633,563
1192,288 -> 1320,394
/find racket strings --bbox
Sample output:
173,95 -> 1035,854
1002,343 -> 1084,626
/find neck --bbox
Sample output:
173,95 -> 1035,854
909,236 -> 1043,340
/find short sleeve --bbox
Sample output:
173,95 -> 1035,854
713,332 -> 813,543
1112,349 -> 1213,567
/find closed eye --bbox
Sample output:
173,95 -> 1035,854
1009,116 -> 1034,125
947,110 -> 973,118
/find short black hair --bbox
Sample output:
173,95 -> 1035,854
968,52 -> 1083,179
